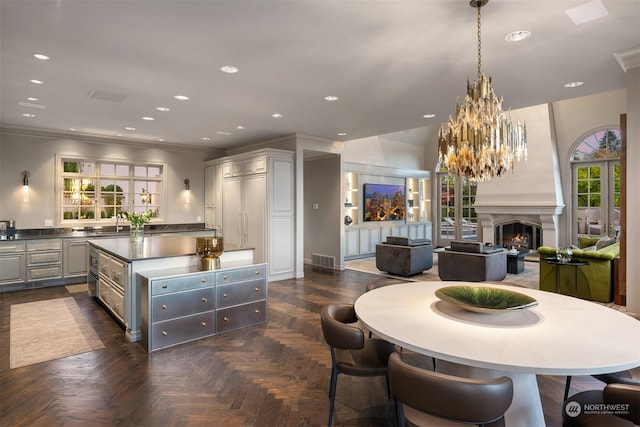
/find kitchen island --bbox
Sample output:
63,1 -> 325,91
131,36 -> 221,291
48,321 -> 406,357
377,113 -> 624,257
88,235 -> 256,342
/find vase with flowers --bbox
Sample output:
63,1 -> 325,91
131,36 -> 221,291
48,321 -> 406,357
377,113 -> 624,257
123,210 -> 152,242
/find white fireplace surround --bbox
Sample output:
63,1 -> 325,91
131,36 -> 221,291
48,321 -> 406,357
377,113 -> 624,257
475,204 -> 565,249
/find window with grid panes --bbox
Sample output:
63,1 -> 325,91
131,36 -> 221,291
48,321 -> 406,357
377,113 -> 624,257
60,157 -> 163,223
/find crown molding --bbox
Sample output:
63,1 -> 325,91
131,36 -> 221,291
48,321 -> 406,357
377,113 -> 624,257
613,46 -> 640,72
0,125 -> 220,155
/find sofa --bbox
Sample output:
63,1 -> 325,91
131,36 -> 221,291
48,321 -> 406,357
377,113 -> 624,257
375,236 -> 433,276
537,237 -> 620,302
437,241 -> 507,282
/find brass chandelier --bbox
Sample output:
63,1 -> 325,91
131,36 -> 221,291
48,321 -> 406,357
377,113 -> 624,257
438,0 -> 527,182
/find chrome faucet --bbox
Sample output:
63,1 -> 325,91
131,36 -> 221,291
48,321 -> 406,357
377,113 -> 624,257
115,213 -> 123,233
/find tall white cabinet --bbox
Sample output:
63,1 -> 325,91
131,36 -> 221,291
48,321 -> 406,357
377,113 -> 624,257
205,149 -> 295,281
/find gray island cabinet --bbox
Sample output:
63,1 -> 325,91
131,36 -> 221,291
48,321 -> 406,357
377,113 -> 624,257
139,263 -> 267,352
88,235 -> 256,343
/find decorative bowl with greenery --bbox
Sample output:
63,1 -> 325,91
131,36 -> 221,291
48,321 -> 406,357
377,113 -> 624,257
435,285 -> 538,313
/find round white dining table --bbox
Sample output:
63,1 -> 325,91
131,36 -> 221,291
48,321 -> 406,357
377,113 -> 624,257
354,281 -> 640,426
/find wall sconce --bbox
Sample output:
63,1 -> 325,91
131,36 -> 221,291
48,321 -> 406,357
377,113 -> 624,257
184,179 -> 191,203
22,171 -> 30,203
140,188 -> 151,206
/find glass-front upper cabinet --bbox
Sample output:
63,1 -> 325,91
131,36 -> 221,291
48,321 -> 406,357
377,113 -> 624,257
406,177 -> 431,223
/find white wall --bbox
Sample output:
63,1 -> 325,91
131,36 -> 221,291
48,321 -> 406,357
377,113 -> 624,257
0,130 -> 212,229
304,156 -> 341,265
624,67 -> 640,313
343,135 -> 425,169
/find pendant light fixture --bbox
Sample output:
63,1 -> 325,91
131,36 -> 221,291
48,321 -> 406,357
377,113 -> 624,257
438,0 -> 527,182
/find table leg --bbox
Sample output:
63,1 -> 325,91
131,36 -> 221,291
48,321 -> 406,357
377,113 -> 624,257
555,264 -> 561,293
436,360 -> 545,426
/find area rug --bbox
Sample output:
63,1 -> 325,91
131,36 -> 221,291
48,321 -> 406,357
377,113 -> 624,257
65,283 -> 88,294
10,297 -> 104,369
345,255 -> 540,289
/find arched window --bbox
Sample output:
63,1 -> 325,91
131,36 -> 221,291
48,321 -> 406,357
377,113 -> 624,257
571,128 -> 621,239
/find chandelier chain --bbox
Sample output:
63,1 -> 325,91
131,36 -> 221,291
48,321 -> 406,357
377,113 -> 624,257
477,3 -> 482,79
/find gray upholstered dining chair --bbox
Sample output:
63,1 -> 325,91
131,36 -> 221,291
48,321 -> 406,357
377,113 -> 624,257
562,383 -> 640,426
320,303 -> 395,427
388,352 -> 514,427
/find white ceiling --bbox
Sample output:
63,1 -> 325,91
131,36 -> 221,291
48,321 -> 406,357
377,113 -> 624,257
1,0 -> 639,151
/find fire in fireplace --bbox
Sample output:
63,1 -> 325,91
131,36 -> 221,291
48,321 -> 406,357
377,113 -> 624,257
495,221 -> 542,253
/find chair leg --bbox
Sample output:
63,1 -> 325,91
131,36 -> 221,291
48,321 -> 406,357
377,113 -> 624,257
564,376 -> 572,402
385,374 -> 391,399
329,365 -> 337,397
328,368 -> 339,427
393,396 -> 406,427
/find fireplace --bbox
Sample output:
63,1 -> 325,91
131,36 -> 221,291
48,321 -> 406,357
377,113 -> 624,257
495,221 -> 542,253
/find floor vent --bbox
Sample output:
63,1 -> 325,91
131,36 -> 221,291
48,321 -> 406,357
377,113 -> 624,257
312,253 -> 335,269
23,282 -> 43,289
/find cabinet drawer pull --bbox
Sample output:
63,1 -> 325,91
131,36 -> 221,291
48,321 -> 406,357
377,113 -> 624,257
255,288 -> 260,292
255,309 -> 261,314
201,322 -> 207,327
162,305 -> 168,310
201,278 -> 207,283
255,271 -> 260,275
162,331 -> 168,336
162,284 -> 168,289
202,297 -> 208,303
223,317 -> 229,322
223,275 -> 229,280
223,293 -> 228,298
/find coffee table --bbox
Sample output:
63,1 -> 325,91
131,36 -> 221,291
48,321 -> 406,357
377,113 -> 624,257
541,257 -> 589,297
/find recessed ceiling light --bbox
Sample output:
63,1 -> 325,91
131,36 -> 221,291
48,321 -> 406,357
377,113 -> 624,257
422,114 -> 436,119
141,116 -> 155,121
564,81 -> 584,88
505,30 -> 531,42
158,138 -> 164,142
272,113 -> 283,118
156,107 -> 171,112
202,137 -> 211,141
236,125 -> 246,130
33,53 -> 50,60
27,97 -> 39,101
338,132 -> 347,136
30,79 -> 43,84
17,101 -> 45,109
220,65 -> 239,74
125,126 -> 136,131
324,96 -> 339,101
174,95 -> 190,101
216,131 -> 233,136
22,113 -> 36,118
70,128 -> 77,131
117,134 -> 123,137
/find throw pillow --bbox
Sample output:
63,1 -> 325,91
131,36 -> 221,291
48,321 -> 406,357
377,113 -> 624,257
595,236 -> 616,250
582,245 -> 597,251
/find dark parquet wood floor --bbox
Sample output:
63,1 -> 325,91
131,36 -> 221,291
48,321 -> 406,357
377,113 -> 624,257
1,266 -> 602,427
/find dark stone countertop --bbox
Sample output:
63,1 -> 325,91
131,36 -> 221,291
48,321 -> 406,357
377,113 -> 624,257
4,223 -> 215,241
88,235 -> 250,263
